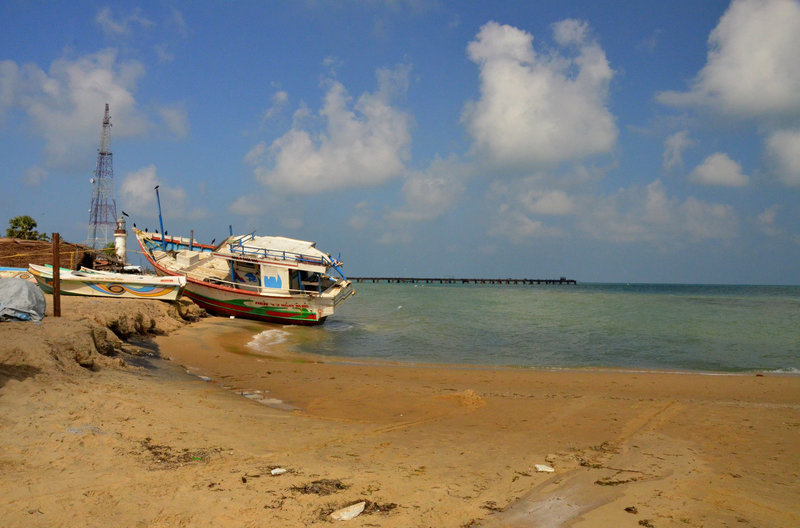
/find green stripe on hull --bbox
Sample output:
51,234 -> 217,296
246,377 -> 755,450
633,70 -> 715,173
187,291 -> 318,322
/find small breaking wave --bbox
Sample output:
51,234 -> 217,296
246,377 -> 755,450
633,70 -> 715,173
762,367 -> 800,375
246,329 -> 291,354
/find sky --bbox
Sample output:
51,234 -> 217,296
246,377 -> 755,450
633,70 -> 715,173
2,0 -> 800,284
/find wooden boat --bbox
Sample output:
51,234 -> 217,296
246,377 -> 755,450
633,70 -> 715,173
0,267 -> 36,283
134,228 -> 355,325
28,264 -> 186,300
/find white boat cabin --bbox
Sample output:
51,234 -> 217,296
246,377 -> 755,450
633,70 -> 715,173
211,234 -> 343,295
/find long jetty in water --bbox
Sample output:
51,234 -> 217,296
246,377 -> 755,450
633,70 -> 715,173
351,276 -> 577,285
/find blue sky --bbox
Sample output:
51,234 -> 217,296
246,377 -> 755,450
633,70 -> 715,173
2,0 -> 800,284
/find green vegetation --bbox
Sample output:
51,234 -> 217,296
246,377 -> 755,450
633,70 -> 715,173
5,216 -> 49,241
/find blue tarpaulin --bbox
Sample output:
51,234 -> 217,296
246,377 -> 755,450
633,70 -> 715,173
0,278 -> 46,322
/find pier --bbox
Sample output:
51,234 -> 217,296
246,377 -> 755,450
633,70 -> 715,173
351,276 -> 577,285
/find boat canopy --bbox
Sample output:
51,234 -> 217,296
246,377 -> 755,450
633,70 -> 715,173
249,236 -> 325,258
218,233 -> 339,269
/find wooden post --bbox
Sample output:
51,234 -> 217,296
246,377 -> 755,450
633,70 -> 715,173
52,233 -> 61,317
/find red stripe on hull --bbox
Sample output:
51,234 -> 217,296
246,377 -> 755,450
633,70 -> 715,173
183,291 -> 324,326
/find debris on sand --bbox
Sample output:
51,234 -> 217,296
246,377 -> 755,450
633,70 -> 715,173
362,501 -> 398,513
291,479 -> 348,495
137,437 -> 222,470
321,500 -> 398,521
481,501 -> 505,512
330,501 -> 366,521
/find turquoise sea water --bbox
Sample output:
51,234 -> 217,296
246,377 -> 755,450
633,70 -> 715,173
248,283 -> 800,373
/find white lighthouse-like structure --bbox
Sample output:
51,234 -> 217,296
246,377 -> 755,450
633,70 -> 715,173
114,215 -> 127,264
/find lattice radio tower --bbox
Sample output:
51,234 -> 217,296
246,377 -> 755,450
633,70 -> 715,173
86,103 -> 117,248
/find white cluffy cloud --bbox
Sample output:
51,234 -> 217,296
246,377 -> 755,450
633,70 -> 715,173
120,165 -> 178,215
521,189 -> 575,216
462,20 -> 617,168
662,130 -> 693,170
387,156 -> 468,223
690,153 -> 749,187
95,7 -> 154,37
765,129 -> 800,186
245,65 -> 412,194
656,0 -> 800,189
261,90 -> 289,123
489,203 -> 564,241
487,182 -> 574,242
658,0 -> 800,117
580,180 -> 738,244
488,177 -> 738,246
158,104 -> 190,138
756,204 -> 781,236
0,50 -> 149,168
120,165 -> 205,221
24,166 -> 48,186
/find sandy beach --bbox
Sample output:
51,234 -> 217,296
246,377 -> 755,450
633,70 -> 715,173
1,297 -> 798,527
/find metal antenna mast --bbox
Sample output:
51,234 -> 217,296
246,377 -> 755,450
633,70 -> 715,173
86,103 -> 117,248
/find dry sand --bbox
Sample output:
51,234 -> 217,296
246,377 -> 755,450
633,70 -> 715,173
1,297 -> 798,527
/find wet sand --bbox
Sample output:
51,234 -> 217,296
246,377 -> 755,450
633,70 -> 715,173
2,307 -> 799,527
156,317 -> 800,527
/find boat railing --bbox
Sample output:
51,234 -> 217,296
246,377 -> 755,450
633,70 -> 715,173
137,229 -> 215,253
224,235 -> 335,267
202,277 -> 342,297
201,274 -> 336,297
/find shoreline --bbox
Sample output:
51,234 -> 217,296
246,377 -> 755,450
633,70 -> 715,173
161,317 -> 800,416
191,315 -> 800,377
2,300 -> 799,527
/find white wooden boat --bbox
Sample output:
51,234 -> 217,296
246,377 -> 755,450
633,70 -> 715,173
134,228 -> 355,325
28,264 -> 186,300
0,267 -> 35,283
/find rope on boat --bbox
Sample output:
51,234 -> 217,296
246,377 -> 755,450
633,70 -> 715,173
0,247 -> 112,260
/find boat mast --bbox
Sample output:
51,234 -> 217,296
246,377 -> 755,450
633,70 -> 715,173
154,185 -> 166,251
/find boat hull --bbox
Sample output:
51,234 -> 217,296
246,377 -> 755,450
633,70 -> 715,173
155,273 -> 354,325
28,265 -> 185,301
184,282 -> 323,325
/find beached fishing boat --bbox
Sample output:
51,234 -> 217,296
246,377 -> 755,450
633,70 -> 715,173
0,267 -> 36,283
28,264 -> 186,300
134,228 -> 355,325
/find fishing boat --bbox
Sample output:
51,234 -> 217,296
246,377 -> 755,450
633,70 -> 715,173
28,264 -> 186,300
0,267 -> 36,283
134,228 -> 355,325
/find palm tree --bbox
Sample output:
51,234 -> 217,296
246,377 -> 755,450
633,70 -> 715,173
6,216 -> 49,241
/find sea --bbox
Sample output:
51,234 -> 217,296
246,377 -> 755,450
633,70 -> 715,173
246,282 -> 800,374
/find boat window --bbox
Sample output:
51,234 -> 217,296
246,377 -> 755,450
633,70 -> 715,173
289,270 -> 300,291
233,262 -> 260,290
